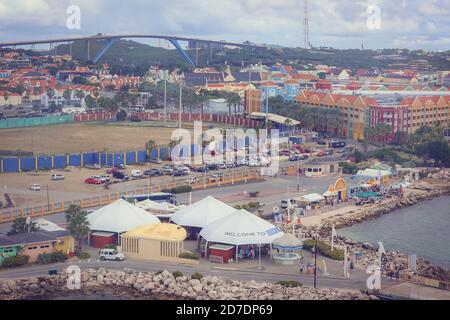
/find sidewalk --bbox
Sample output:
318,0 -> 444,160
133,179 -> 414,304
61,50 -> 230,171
301,204 -> 360,227
381,282 -> 450,300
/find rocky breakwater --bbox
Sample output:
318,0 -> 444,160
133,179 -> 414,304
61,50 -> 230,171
0,268 -> 370,300
296,177 -> 450,282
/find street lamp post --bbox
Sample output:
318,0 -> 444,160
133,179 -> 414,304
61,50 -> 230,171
313,232 -> 318,289
179,79 -> 183,129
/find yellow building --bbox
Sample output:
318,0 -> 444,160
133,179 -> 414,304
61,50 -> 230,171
323,178 -> 348,203
120,224 -> 195,264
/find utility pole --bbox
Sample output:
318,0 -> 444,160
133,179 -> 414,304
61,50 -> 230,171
47,184 -> 50,211
164,74 -> 167,124
304,0 -> 311,49
179,79 -> 183,129
313,233 -> 318,289
265,76 -> 269,128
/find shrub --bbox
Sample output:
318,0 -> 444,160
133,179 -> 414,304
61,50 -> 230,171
191,272 -> 203,280
276,281 -> 303,288
77,252 -> 91,260
2,255 -> 29,268
303,240 -> 345,261
161,185 -> 192,194
172,270 -> 183,278
234,205 -> 242,210
179,252 -> 199,260
37,253 -> 53,264
103,244 -> 117,250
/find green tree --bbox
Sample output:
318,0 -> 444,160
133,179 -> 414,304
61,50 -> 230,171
63,89 -> 72,106
65,205 -> 90,252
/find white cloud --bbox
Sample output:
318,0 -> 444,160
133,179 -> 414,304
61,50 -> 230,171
0,0 -> 448,50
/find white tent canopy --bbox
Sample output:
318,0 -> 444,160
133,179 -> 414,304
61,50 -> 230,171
273,234 -> 303,250
34,218 -> 66,232
301,193 -> 325,203
199,209 -> 284,246
170,196 -> 236,228
87,199 -> 161,234
136,199 -> 183,213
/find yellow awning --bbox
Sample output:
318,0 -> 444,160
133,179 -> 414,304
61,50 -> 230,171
122,223 -> 187,242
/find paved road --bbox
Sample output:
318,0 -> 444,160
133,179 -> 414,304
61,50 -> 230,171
0,259 -> 368,291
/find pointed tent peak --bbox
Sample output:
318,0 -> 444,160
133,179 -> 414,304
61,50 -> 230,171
273,233 -> 302,248
170,196 -> 236,228
199,208 -> 284,245
87,199 -> 161,234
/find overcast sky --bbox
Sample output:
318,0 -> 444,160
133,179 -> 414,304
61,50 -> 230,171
0,0 -> 449,50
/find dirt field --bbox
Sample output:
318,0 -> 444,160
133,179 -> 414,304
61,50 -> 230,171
0,122 -> 192,154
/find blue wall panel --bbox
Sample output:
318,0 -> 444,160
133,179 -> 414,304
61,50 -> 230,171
106,154 -> 113,167
160,148 -> 169,161
150,149 -> 158,159
137,151 -> 147,163
2,158 -> 19,173
83,153 -> 96,166
54,155 -> 67,169
126,152 -> 136,165
20,157 -> 36,172
69,154 -> 81,167
100,153 -> 107,166
114,153 -> 124,167
38,156 -> 52,170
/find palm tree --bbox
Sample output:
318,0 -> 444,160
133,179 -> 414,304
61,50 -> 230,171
146,140 -> 157,161
46,88 -> 55,106
7,217 -> 38,236
65,205 -> 90,252
74,89 -> 85,105
63,89 -> 72,106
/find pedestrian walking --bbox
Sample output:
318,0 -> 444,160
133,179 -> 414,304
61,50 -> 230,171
299,261 -> 304,274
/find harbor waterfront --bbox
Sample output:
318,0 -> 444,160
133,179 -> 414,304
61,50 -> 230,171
340,196 -> 450,269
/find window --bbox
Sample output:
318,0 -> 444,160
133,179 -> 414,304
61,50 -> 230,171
40,245 -> 50,249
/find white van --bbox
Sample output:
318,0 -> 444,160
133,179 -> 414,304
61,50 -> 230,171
51,173 -> 65,181
131,170 -> 143,178
99,249 -> 125,261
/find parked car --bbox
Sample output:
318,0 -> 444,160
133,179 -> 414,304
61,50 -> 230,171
208,164 -> 219,171
51,173 -> 65,181
175,166 -> 191,175
209,173 -> 224,183
131,170 -> 143,178
99,174 -> 111,182
106,167 -> 121,174
162,167 -> 174,175
298,154 -> 309,160
85,164 -> 101,170
317,140 -> 327,146
289,155 -> 301,162
151,158 -> 162,164
29,184 -> 41,191
85,178 -> 102,185
195,166 -> 209,173
115,163 -> 126,169
99,249 -> 125,261
218,163 -> 228,170
144,169 -> 163,176
112,171 -> 129,180
172,170 -> 188,177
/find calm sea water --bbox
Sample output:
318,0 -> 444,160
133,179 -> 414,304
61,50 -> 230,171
341,196 -> 450,268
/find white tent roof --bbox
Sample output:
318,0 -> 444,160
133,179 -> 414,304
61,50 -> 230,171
34,218 -> 66,232
170,196 -> 236,228
356,169 -> 391,178
273,234 -> 303,249
199,209 -> 284,245
87,199 -> 161,234
301,193 -> 325,203
136,200 -> 181,213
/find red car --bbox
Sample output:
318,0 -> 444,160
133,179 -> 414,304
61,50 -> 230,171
106,167 -> 120,174
85,177 -> 102,185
